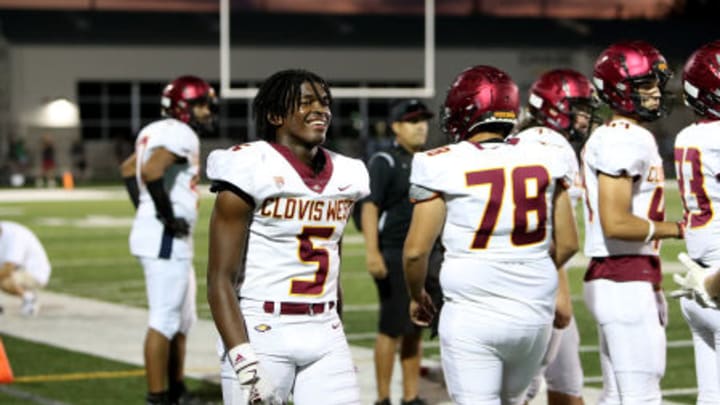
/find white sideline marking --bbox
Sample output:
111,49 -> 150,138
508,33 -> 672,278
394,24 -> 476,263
0,385 -> 71,405
36,215 -> 134,228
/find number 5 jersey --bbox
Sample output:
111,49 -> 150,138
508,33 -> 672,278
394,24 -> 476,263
206,141 -> 370,303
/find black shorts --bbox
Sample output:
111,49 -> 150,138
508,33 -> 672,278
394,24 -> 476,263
374,247 -> 443,337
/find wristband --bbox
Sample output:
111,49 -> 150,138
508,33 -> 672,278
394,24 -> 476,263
644,219 -> 655,243
228,343 -> 258,384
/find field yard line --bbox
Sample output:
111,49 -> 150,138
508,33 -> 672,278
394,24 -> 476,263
0,385 -> 71,405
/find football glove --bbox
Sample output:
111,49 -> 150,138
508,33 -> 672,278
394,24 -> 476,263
670,253 -> 718,309
160,217 -> 190,238
228,344 -> 283,405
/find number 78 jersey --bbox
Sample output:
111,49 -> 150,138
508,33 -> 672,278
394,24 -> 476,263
410,140 -> 572,261
675,121 -> 720,261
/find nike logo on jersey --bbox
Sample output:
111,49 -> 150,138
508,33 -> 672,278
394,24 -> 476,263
338,184 -> 351,191
331,322 -> 341,329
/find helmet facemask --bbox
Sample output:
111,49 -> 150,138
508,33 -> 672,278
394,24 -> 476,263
626,68 -> 674,122
684,80 -> 720,119
187,93 -> 219,136
566,98 -> 599,141
682,41 -> 720,120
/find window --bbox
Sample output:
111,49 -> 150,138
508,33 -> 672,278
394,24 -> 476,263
77,79 -> 421,158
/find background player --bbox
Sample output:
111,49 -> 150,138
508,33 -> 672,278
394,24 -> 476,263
0,220 -> 51,317
581,41 -> 684,404
403,65 -> 578,404
120,75 -> 216,405
513,68 -> 596,405
361,99 -> 438,405
205,69 -> 369,405
673,40 -> 720,404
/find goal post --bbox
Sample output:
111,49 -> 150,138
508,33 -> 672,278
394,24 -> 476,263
219,0 -> 435,99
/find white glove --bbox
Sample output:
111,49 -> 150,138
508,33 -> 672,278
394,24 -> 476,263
654,290 -> 668,327
228,343 -> 283,404
670,253 -> 718,309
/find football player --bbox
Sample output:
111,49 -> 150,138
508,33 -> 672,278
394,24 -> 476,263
673,40 -> 720,404
581,41 -> 684,404
205,69 -> 369,404
512,69 -> 597,405
120,75 -> 216,405
403,65 -> 578,404
0,220 -> 51,316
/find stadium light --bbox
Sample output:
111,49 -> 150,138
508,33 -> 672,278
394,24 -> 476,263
36,97 -> 79,128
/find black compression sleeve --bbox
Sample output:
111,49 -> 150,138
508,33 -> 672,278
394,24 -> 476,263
145,178 -> 174,222
123,176 -> 140,209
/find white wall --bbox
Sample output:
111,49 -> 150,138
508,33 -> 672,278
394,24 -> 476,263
10,44 -> 599,127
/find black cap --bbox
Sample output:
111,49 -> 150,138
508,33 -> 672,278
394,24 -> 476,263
389,99 -> 434,122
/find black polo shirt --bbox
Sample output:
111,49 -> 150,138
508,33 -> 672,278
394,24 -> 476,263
367,143 -> 415,249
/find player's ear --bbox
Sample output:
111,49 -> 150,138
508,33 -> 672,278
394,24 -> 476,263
267,113 -> 284,126
391,121 -> 402,135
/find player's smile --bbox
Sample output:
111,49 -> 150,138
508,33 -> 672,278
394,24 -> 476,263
306,113 -> 331,131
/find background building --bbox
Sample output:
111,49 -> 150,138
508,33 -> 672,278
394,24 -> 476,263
0,0 -> 716,182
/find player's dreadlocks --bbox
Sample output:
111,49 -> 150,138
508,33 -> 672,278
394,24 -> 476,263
253,69 -> 332,141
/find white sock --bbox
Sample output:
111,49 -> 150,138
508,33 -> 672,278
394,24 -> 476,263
22,291 -> 35,301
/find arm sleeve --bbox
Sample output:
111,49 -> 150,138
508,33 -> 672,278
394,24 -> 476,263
589,134 -> 649,178
206,147 -> 258,204
158,124 -> 199,161
409,152 -> 442,192
354,160 -> 371,200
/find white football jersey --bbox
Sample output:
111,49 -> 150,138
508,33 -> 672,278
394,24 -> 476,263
675,120 -> 720,262
0,221 -> 51,285
129,118 -> 200,260
511,126 -> 583,204
410,140 -> 571,324
581,118 -> 665,257
206,141 -> 370,303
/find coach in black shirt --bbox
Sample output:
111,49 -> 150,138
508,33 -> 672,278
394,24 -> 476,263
361,99 -> 441,405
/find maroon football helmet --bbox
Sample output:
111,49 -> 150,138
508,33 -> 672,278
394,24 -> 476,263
161,75 -> 218,134
592,40 -> 673,122
442,65 -> 519,143
528,69 -> 598,141
683,40 -> 720,120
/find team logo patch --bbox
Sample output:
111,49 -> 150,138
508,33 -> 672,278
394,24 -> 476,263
254,324 -> 272,333
273,176 -> 285,189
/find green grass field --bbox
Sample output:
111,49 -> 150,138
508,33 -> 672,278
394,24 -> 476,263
0,185 -> 699,403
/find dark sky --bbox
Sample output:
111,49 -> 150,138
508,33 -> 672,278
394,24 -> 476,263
0,0 -> 679,19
